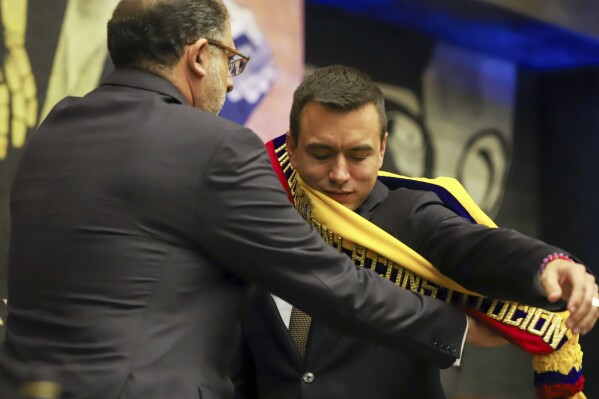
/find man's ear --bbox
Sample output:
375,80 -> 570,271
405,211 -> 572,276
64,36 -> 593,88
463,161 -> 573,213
186,38 -> 209,78
285,131 -> 298,168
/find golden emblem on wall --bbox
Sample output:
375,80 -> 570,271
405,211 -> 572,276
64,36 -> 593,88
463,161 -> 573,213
0,0 -> 38,160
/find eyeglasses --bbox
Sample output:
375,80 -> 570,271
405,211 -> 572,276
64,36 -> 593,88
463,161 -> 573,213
206,39 -> 251,77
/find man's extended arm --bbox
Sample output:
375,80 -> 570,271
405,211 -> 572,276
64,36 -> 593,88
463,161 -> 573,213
198,128 -> 467,368
403,189 -> 597,333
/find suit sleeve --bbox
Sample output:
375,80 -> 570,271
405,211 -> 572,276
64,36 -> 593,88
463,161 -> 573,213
405,190 -> 567,309
196,127 -> 465,368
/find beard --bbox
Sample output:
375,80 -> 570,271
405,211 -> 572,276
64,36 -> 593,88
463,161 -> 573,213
201,59 -> 227,115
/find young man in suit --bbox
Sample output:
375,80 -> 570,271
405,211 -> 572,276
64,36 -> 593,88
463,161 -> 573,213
8,2 -> 594,399
233,65 -> 599,399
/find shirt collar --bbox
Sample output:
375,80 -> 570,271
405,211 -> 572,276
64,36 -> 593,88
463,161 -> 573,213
101,67 -> 188,105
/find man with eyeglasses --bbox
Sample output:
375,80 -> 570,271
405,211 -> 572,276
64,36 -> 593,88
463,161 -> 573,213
1,2 -> 596,399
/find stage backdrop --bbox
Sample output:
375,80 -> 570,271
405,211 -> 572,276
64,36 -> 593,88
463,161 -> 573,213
305,1 -> 599,398
1,1 -> 597,398
0,0 -> 303,335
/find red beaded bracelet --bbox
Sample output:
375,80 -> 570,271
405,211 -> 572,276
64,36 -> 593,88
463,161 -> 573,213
539,252 -> 573,275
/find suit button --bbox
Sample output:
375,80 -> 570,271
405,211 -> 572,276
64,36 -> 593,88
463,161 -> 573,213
449,345 -> 457,354
302,372 -> 315,384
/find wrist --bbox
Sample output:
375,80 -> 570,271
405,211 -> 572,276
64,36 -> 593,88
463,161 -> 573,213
539,252 -> 573,275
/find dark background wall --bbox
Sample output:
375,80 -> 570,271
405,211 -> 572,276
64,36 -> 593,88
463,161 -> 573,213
536,67 -> 599,398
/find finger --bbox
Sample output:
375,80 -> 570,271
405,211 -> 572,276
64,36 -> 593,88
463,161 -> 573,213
0,76 -> 9,159
13,47 -> 38,128
6,49 -> 28,148
567,274 -> 595,332
571,304 -> 598,336
540,266 -> 563,303
577,283 -> 599,335
564,264 -> 588,314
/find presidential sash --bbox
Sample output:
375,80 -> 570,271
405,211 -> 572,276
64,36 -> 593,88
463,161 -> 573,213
266,134 -> 585,399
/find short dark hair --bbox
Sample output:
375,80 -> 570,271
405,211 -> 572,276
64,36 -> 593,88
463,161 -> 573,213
289,65 -> 387,141
107,0 -> 228,74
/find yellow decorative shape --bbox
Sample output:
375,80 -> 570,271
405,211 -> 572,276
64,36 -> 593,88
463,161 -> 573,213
40,0 -> 119,121
1,0 -> 38,158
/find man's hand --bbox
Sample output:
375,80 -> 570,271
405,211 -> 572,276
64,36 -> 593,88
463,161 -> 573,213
540,259 -> 598,335
465,315 -> 508,347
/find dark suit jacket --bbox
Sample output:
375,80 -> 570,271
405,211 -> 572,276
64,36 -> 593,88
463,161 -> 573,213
234,181 -> 568,399
0,68 -> 504,399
